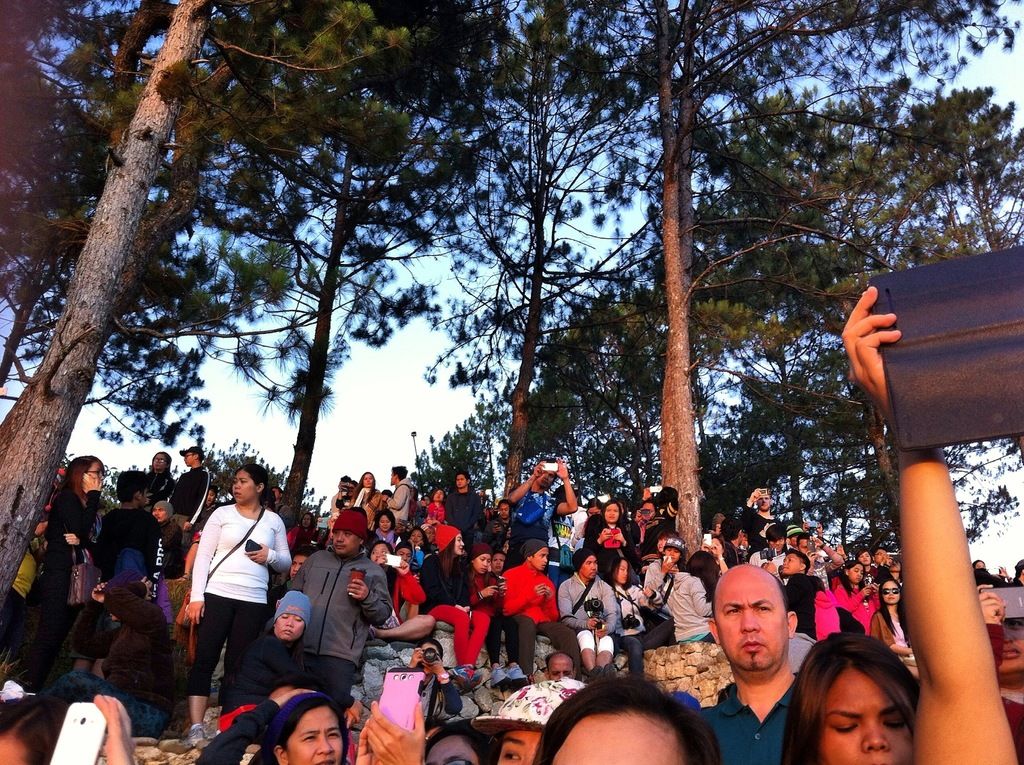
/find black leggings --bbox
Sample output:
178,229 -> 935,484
23,566 -> 81,692
186,593 -> 269,697
485,613 -> 520,666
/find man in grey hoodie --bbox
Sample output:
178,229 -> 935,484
291,511 -> 391,707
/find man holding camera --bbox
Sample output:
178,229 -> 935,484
506,459 -> 577,569
557,548 -> 619,678
408,637 -> 462,728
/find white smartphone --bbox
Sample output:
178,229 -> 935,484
648,485 -> 663,494
703,533 -> 713,546
597,493 -> 611,503
542,461 -> 558,472
51,702 -> 106,765
384,553 -> 402,568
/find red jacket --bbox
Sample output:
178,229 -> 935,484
501,563 -> 558,624
391,570 -> 426,619
469,572 -> 504,616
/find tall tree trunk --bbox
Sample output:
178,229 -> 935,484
0,0 -> 211,608
656,0 -> 702,554
503,238 -> 547,494
282,159 -> 355,512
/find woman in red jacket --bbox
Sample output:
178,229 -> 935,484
467,543 -> 528,690
502,540 -> 581,681
367,540 -> 435,643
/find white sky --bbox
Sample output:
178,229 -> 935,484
3,11 -> 1023,572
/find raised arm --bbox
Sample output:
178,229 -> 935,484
508,463 -> 544,505
842,286 -> 1015,765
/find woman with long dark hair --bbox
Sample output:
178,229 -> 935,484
420,525 -> 489,689
287,511 -> 319,553
781,633 -> 916,765
146,451 -> 176,506
352,471 -> 387,529
603,556 -> 675,673
23,455 -> 104,691
870,580 -> 912,658
182,463 -> 291,749
831,560 -> 879,633
582,497 -> 641,571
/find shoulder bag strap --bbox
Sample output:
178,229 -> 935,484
188,471 -> 212,525
208,507 -> 265,581
567,578 -> 596,617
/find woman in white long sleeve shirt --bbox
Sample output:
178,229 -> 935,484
182,463 -> 291,749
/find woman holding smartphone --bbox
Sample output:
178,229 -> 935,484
583,497 -> 642,572
183,463 -> 291,749
24,455 -> 105,692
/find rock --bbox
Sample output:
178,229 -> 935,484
134,738 -> 160,747
642,642 -> 732,707
365,643 -> 399,661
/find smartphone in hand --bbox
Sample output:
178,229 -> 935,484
244,539 -> 261,553
51,702 -> 106,765
379,669 -> 424,730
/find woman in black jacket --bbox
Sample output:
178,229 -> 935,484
145,451 -> 176,506
218,591 -> 311,731
24,455 -> 104,691
583,497 -> 642,573
419,525 -> 489,688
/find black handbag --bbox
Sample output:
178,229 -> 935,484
68,546 -> 101,606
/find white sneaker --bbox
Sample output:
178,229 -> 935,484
183,723 -> 206,749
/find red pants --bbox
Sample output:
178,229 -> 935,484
428,605 -> 491,666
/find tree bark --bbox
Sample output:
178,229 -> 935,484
0,0 -> 212,609
282,158 -> 356,513
503,240 -> 547,495
867,405 -> 900,513
656,0 -> 702,555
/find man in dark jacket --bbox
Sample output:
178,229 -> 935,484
291,511 -> 392,707
445,469 -> 484,546
170,445 -> 210,535
95,471 -> 162,581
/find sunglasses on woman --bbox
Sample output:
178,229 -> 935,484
880,587 -> 900,595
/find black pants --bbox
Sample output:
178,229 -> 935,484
511,615 -> 581,679
23,566 -> 81,692
622,618 -> 675,674
186,593 -> 269,696
485,613 -> 520,666
304,654 -> 357,709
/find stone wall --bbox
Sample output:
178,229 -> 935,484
642,642 -> 733,706
129,631 -> 732,763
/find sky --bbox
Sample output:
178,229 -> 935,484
3,10 -> 1023,571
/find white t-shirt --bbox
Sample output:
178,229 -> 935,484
191,505 -> 291,604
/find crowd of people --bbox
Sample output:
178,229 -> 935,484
1,289 -> 1022,764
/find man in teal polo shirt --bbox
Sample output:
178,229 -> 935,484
703,564 -> 797,765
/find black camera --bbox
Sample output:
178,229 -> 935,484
621,613 -> 641,630
583,597 -> 603,616
422,647 -> 440,665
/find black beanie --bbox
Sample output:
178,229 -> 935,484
572,547 -> 596,572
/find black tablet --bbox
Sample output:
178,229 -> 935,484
868,246 -> 1024,449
